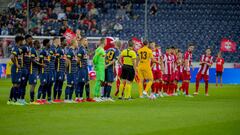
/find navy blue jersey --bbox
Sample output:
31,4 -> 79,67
11,46 -> 22,72
21,45 -> 31,70
30,47 -> 40,74
67,48 -> 77,74
39,48 -> 50,74
49,45 -> 56,71
105,48 -> 120,69
56,47 -> 66,72
77,45 -> 88,68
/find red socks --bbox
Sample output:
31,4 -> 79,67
205,81 -> 208,94
196,79 -> 200,93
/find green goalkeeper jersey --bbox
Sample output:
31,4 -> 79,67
93,46 -> 106,68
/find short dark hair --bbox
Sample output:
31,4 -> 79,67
43,39 -> 50,47
188,42 -> 195,47
15,35 -> 24,43
25,34 -> 32,40
60,37 -> 66,43
143,40 -> 149,46
206,47 -> 211,51
128,39 -> 134,47
170,46 -> 175,49
53,36 -> 59,41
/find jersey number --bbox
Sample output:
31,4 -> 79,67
107,51 -> 114,61
140,51 -> 147,60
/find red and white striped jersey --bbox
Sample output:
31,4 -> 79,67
171,54 -> 177,72
177,56 -> 184,73
184,51 -> 193,71
197,54 -> 213,75
151,48 -> 162,71
162,53 -> 174,75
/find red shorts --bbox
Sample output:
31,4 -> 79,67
196,73 -> 209,82
174,71 -> 179,81
152,70 -> 162,80
163,74 -> 174,82
178,72 -> 183,81
183,70 -> 191,80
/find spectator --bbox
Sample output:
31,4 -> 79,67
116,6 -> 128,20
1,25 -> 9,35
113,23 -> 123,34
150,2 -> 158,16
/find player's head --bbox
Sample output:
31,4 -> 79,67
53,36 -> 60,47
217,51 -> 222,58
143,40 -> 149,47
25,34 -> 33,46
149,41 -> 155,49
71,39 -> 78,49
113,39 -> 121,49
60,37 -> 67,47
128,39 -> 134,48
170,46 -> 175,54
188,43 -> 195,52
15,35 -> 24,46
177,49 -> 182,58
166,47 -> 170,54
80,37 -> 88,47
43,39 -> 50,49
206,48 -> 211,56
34,40 -> 41,50
99,37 -> 105,47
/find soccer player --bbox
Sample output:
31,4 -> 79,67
118,39 -> 137,100
150,42 -> 163,97
47,37 -> 59,102
194,48 -> 213,96
138,41 -> 160,98
93,38 -> 106,102
28,40 -> 43,105
103,40 -> 121,101
76,37 -> 95,102
182,43 -> 194,97
37,39 -> 50,104
19,34 -> 32,104
53,37 -> 66,103
171,47 -> 179,96
216,52 -> 224,87
162,47 -> 174,96
7,35 -> 24,105
176,49 -> 184,94
64,39 -> 78,103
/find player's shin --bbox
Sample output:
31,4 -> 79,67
58,81 -> 63,99
145,80 -> 153,93
85,83 -> 90,99
138,80 -> 143,97
118,83 -> 124,98
205,81 -> 209,94
53,80 -> 59,100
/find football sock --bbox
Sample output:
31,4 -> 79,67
9,87 -> 14,101
196,79 -> 200,93
145,80 -> 153,93
53,80 -> 59,99
69,86 -> 74,100
30,90 -> 34,102
138,81 -> 143,97
94,81 -> 101,97
37,85 -> 43,99
58,81 -> 63,99
79,82 -> 85,98
151,82 -> 156,93
85,83 -> 90,99
124,83 -> 130,99
185,82 -> 189,95
107,85 -> 112,98
205,81 -> 209,94
119,83 -> 124,98
65,85 -> 70,100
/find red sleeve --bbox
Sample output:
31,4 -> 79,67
184,52 -> 188,60
200,55 -> 204,62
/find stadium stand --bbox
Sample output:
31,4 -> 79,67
0,0 -> 239,62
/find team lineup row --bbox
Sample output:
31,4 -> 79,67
7,35 -> 224,105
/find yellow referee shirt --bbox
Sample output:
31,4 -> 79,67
121,48 -> 137,66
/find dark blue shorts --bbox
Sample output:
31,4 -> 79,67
39,73 -> 49,85
29,73 -> 37,85
56,71 -> 65,81
105,68 -> 115,82
78,68 -> 89,83
11,65 -> 21,84
48,71 -> 56,83
21,68 -> 29,84
67,73 -> 76,85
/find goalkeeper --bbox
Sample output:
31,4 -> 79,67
93,38 -> 106,102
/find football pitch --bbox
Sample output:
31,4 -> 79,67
0,78 -> 240,135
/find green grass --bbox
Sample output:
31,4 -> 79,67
0,78 -> 240,135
